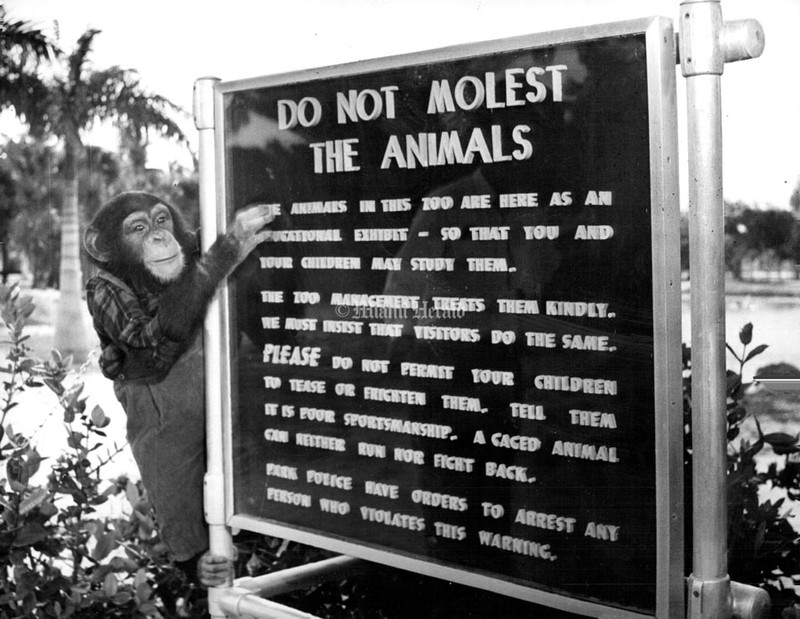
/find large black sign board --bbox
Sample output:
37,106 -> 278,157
217,17 -> 682,618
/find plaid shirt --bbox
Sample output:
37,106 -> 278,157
86,271 -> 186,382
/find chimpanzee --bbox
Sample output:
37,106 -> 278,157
83,191 -> 274,586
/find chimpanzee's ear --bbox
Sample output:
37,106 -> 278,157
84,226 -> 112,263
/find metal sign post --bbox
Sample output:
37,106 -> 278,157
679,2 -> 764,618
194,76 -> 235,619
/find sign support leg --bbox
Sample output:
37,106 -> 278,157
679,2 -> 764,618
194,76 -> 235,619
685,66 -> 731,619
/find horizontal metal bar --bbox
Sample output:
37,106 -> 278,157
235,555 -> 365,598
216,588 -> 324,619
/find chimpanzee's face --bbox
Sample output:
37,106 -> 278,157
122,203 -> 186,283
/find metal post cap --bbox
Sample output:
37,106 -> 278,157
721,19 -> 766,64
731,581 -> 771,619
194,77 -> 221,130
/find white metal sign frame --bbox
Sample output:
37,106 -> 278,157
198,16 -> 684,619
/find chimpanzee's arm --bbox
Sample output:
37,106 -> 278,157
87,275 -> 187,377
155,233 -> 242,342
156,203 -> 275,342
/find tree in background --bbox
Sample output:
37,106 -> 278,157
724,201 -> 754,280
790,177 -> 800,217
679,213 -> 690,273
0,166 -> 17,281
0,6 -> 60,284
0,140 -> 61,287
1,26 -> 189,361
724,202 -> 797,280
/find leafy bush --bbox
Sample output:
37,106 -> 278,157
685,323 -> 800,618
0,284 -> 204,618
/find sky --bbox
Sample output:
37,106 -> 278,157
4,0 -> 800,209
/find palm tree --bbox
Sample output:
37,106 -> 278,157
4,28 -> 188,361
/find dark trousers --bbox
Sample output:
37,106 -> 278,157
113,338 -> 208,561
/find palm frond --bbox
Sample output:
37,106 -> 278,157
67,28 -> 100,90
1,15 -> 61,60
0,72 -> 52,137
85,67 -> 189,146
0,11 -> 60,120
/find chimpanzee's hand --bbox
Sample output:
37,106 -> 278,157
226,203 -> 276,264
197,552 -> 231,588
